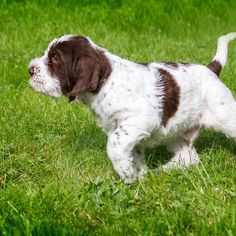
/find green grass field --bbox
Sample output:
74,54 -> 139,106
1,0 -> 236,235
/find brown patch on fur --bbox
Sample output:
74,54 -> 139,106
47,36 -> 112,101
184,126 -> 200,146
179,62 -> 190,66
164,62 -> 190,69
138,62 -> 149,66
165,62 -> 179,68
207,60 -> 222,76
157,68 -> 180,126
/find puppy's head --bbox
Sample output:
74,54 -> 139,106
28,35 -> 111,101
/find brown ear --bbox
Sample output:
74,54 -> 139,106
68,56 -> 101,100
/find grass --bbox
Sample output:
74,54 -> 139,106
0,0 -> 236,235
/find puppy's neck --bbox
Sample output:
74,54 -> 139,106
105,51 -> 139,69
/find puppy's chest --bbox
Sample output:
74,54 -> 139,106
90,79 -> 146,133
90,96 -> 119,134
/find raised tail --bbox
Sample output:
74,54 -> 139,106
207,32 -> 236,76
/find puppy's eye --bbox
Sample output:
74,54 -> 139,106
51,53 -> 58,62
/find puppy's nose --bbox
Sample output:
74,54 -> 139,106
28,66 -> 35,76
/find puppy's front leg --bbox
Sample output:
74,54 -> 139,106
107,125 -> 149,184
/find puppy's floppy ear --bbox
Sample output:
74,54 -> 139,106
68,56 -> 102,101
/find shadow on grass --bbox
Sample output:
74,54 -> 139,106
68,126 -> 236,168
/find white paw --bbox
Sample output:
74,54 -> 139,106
123,175 -> 138,184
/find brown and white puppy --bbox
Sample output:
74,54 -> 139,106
29,33 -> 236,183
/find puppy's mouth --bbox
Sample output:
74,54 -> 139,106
29,76 -> 62,98
29,76 -> 45,92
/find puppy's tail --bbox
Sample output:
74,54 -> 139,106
207,32 -> 236,76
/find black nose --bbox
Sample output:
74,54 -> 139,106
28,66 -> 35,76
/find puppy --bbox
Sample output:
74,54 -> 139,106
29,33 -> 236,183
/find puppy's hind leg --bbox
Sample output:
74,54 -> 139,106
203,32 -> 236,138
202,82 -> 236,140
160,129 -> 201,171
161,142 -> 200,171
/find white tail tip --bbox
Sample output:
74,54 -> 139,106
213,32 -> 236,67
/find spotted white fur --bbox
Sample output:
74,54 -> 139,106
29,57 -> 62,97
29,33 -> 236,184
